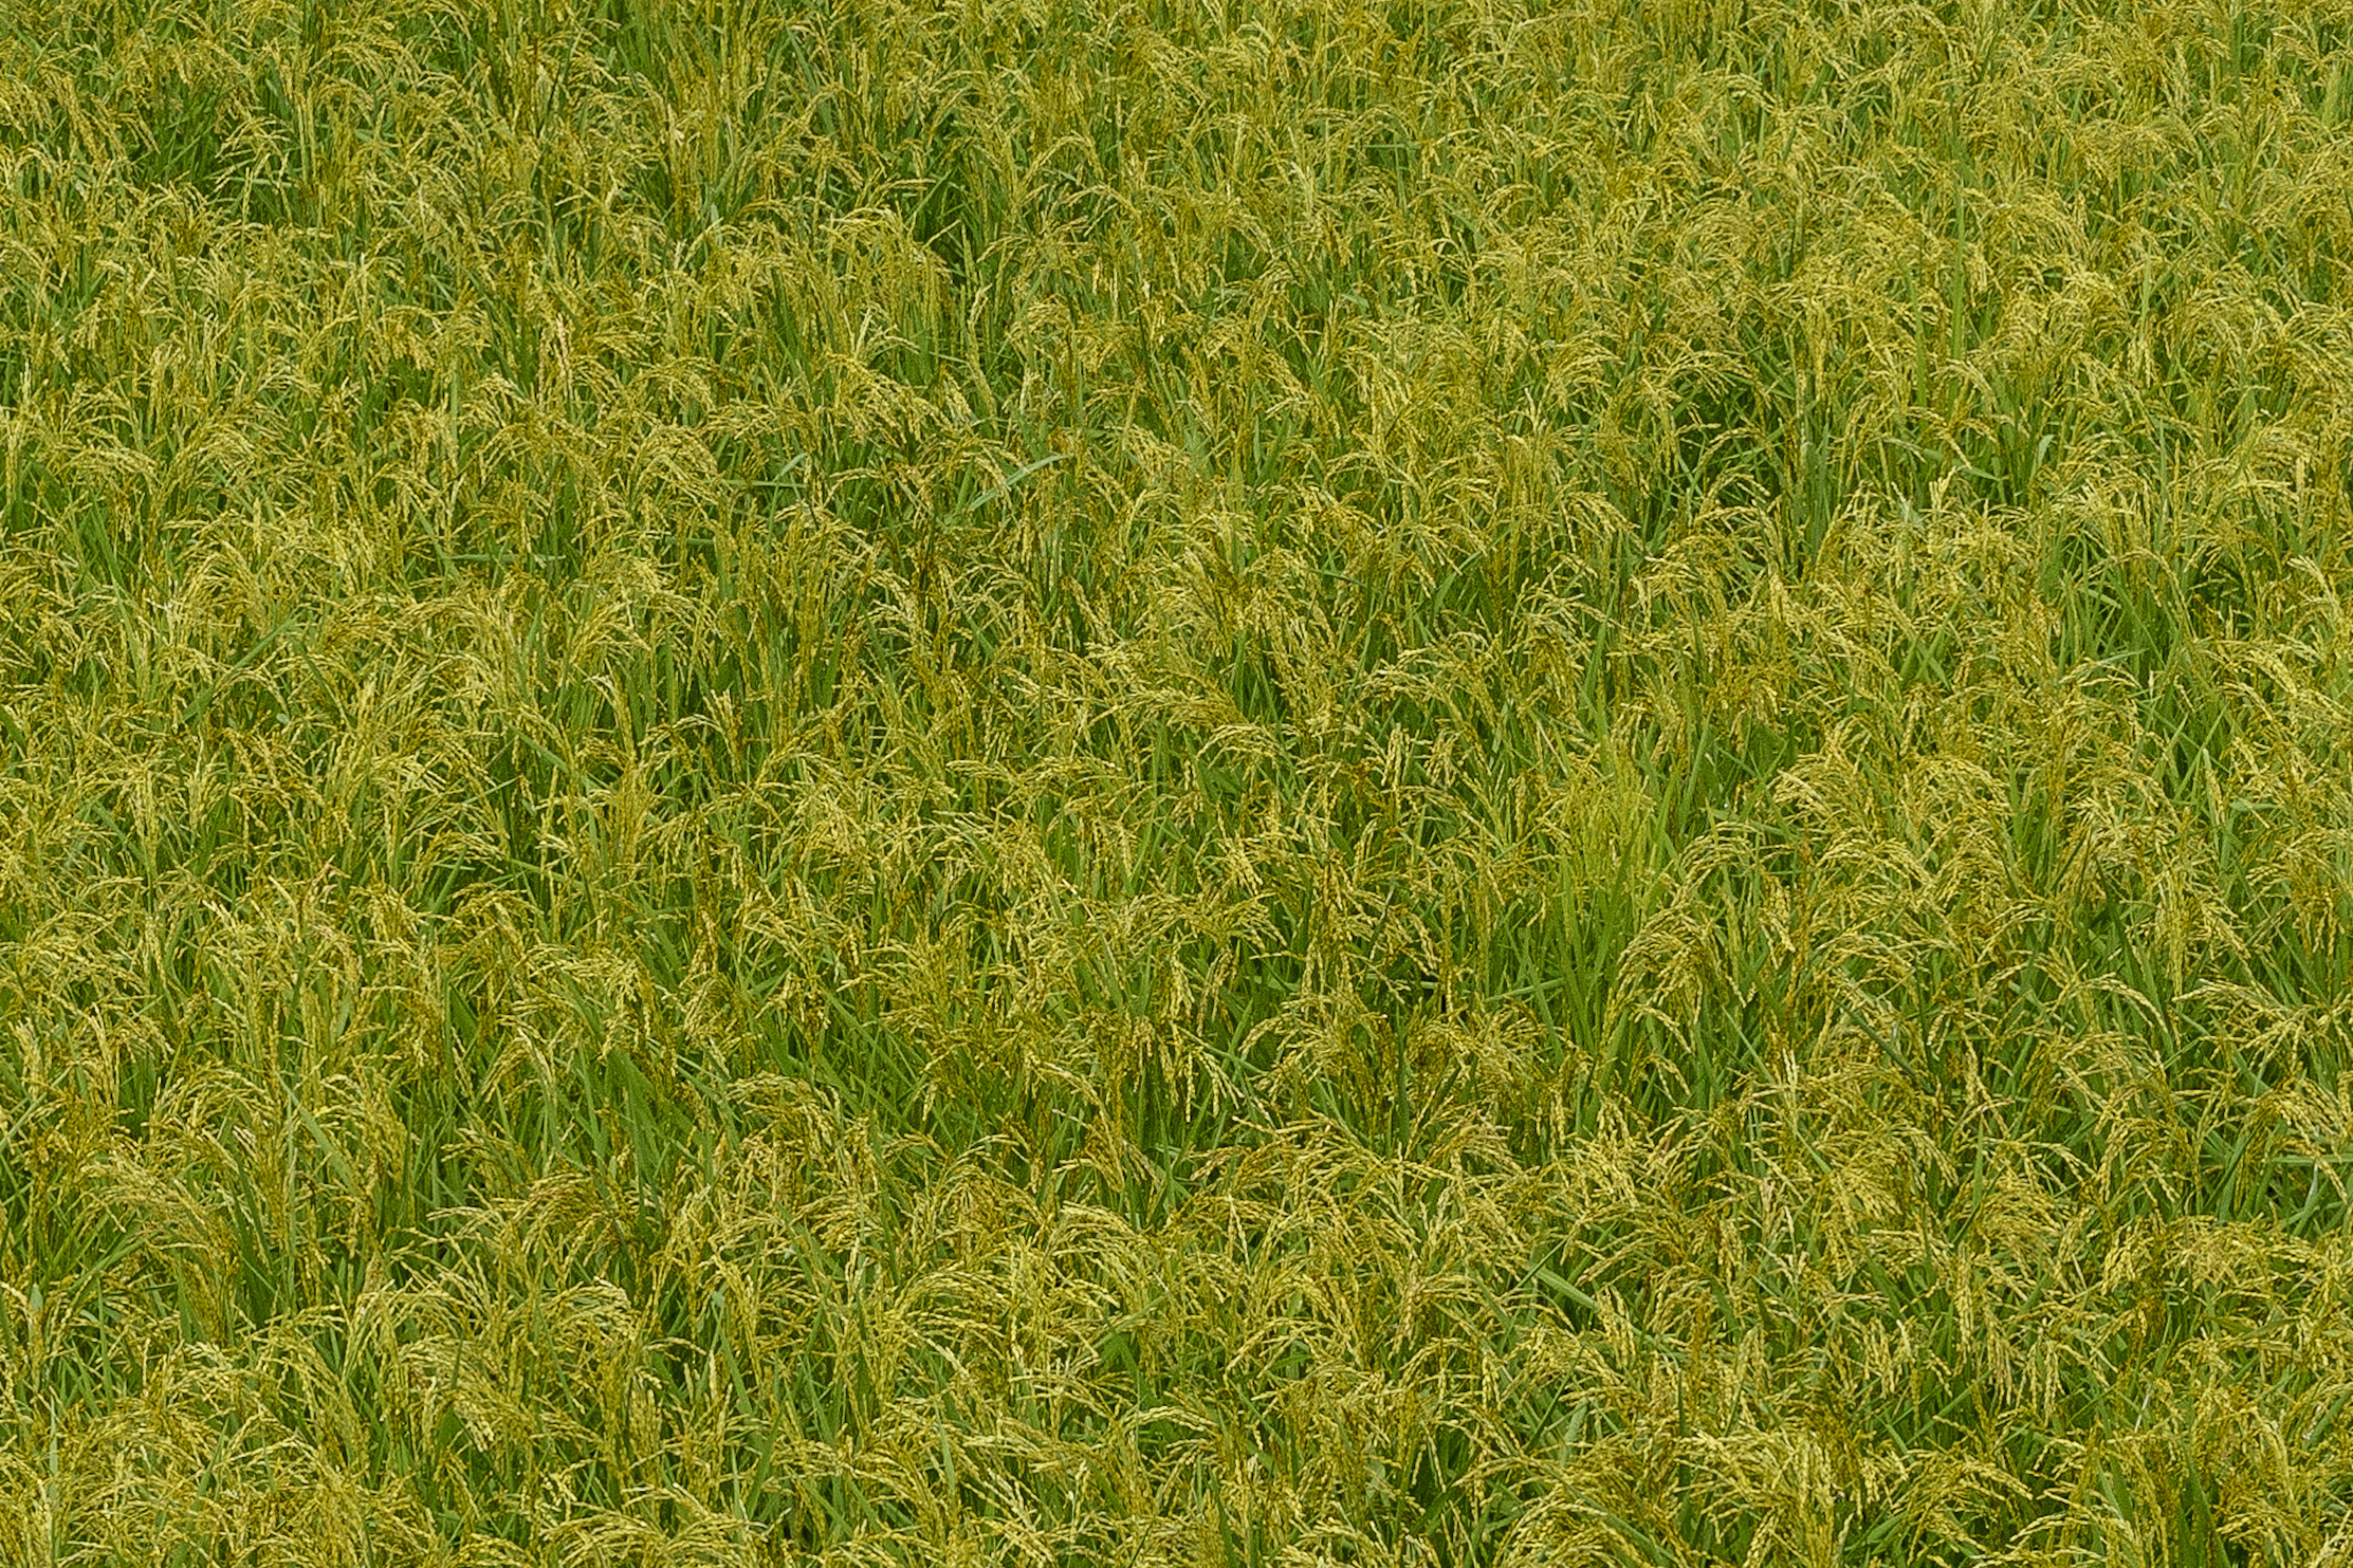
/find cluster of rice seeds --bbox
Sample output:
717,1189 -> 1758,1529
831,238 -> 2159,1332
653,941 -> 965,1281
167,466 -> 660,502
2,0 -> 2352,1562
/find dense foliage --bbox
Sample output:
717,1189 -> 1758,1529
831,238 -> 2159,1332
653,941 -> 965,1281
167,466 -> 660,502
3,1 -> 2352,1562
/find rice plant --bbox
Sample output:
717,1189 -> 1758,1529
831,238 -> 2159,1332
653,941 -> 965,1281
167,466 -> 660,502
2,0 -> 2352,1562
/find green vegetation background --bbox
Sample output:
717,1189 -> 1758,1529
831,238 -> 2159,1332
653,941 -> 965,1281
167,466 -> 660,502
3,0 -> 2352,1562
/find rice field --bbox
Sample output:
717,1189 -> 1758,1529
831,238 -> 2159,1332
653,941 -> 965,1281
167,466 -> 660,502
3,0 -> 2352,1562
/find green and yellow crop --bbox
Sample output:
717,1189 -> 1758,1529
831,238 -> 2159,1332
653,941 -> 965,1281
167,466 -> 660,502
2,1 -> 2350,1562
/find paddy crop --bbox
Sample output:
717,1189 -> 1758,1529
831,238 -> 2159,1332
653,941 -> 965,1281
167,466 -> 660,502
2,0 -> 2352,1562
